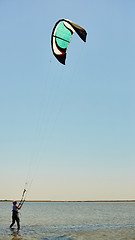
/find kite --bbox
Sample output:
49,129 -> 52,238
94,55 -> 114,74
51,19 -> 87,65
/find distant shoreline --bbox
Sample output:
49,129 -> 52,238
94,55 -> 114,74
0,200 -> 135,203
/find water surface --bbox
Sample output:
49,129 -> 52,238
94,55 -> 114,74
0,202 -> 135,239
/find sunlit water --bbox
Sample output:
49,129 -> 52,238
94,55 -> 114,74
0,202 -> 135,239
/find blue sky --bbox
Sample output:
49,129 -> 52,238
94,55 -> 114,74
0,0 -> 135,201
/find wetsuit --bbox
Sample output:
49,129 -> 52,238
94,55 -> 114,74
10,205 -> 20,230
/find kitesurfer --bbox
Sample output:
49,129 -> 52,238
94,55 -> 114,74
10,201 -> 23,230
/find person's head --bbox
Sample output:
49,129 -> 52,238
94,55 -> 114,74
13,201 -> 17,205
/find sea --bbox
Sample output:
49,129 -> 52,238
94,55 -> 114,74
0,202 -> 135,240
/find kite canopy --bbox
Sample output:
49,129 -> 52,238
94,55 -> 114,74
51,19 -> 87,65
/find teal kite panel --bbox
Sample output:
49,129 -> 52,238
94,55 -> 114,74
55,21 -> 72,49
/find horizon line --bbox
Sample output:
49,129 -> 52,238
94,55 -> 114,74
1,199 -> 135,203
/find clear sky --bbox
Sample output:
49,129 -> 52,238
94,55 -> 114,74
0,0 -> 135,201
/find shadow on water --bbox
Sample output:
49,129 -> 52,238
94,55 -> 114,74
10,228 -> 23,240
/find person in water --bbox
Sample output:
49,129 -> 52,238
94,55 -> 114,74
10,201 -> 23,230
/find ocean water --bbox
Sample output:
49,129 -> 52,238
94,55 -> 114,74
0,202 -> 135,240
